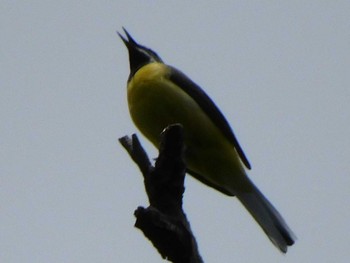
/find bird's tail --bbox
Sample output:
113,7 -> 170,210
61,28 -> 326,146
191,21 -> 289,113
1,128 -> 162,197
236,181 -> 296,253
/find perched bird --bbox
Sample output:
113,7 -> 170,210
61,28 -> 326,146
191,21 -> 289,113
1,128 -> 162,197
119,28 -> 295,252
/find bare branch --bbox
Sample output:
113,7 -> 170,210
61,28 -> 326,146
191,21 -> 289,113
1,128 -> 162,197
119,124 -> 203,263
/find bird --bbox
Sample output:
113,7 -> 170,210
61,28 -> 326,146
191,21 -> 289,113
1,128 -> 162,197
118,28 -> 296,253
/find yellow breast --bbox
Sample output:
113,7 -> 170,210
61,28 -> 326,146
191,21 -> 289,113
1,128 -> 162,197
126,62 -> 248,193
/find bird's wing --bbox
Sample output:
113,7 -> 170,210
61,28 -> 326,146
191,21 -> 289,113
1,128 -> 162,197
168,66 -> 251,170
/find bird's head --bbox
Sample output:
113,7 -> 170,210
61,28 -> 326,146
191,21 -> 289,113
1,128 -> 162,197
118,28 -> 163,79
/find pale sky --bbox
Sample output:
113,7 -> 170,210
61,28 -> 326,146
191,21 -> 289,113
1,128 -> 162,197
1,1 -> 350,262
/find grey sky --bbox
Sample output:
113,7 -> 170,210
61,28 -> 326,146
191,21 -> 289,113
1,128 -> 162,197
1,1 -> 350,262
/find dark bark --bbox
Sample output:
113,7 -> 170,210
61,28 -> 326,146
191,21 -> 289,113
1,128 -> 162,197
119,124 -> 203,263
